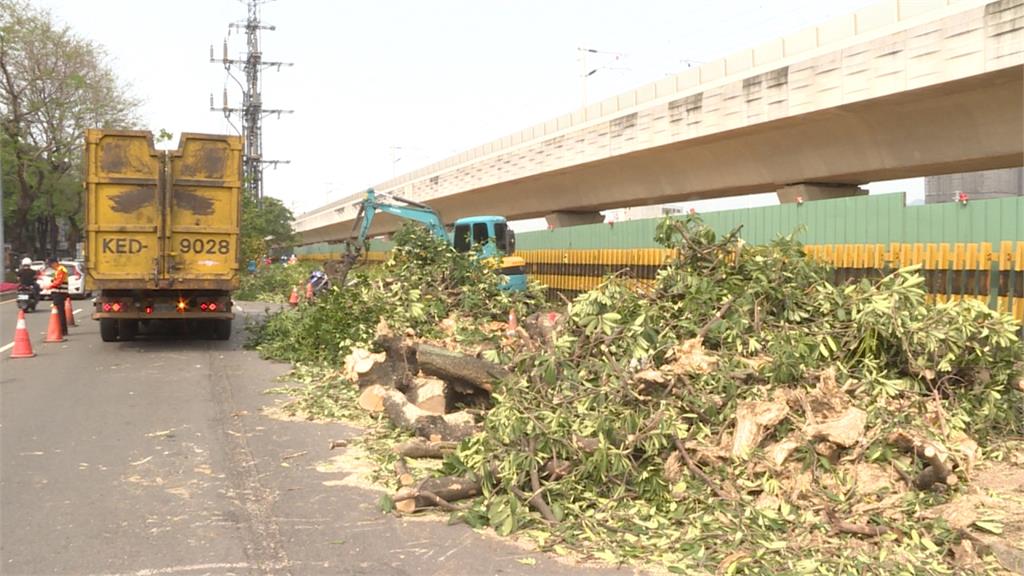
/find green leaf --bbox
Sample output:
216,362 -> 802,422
973,520 -> 1003,535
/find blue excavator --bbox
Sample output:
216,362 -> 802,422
335,188 -> 527,291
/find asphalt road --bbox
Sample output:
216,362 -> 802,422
0,300 -> 628,576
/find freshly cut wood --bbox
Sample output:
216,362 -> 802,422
765,436 -> 801,467
415,343 -> 509,392
392,437 -> 458,459
731,396 -> 789,459
343,346 -> 406,389
343,348 -> 386,381
914,445 -> 958,490
394,458 -> 415,487
665,338 -> 718,375
375,386 -> 477,441
393,476 -> 481,513
408,375 -> 447,415
886,430 -> 958,490
804,406 -> 867,448
358,384 -> 388,413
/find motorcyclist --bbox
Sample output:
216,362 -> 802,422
307,269 -> 330,296
16,258 -> 39,299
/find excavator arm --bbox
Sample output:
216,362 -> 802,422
332,188 -> 448,286
353,188 -> 447,242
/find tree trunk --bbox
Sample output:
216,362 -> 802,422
415,343 -> 509,393
368,385 -> 477,441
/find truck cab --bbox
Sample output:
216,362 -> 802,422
452,217 -> 527,291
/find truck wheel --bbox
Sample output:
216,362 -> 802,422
100,319 -> 119,342
214,319 -> 232,341
117,319 -> 138,341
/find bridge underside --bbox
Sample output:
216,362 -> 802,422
300,67 -> 1022,244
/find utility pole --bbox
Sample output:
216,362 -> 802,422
211,0 -> 293,207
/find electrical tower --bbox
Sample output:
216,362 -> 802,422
211,0 -> 293,207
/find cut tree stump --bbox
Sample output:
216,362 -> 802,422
408,375 -> 447,415
343,346 -> 408,390
415,343 -> 509,393
393,476 -> 481,513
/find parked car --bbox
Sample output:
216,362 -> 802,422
37,260 -> 90,300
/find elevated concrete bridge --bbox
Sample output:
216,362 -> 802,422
296,0 -> 1023,244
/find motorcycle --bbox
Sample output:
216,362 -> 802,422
16,284 -> 38,313
307,270 -> 331,298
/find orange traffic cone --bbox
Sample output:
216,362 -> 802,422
289,286 -> 300,308
506,308 -> 519,337
44,304 -> 66,343
10,310 -> 36,358
305,281 -> 314,300
65,297 -> 77,327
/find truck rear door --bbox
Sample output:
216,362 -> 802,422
85,130 -> 164,288
167,133 -> 242,287
85,130 -> 242,290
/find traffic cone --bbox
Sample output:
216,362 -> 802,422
289,286 -> 299,308
506,308 -> 519,337
65,297 -> 77,327
305,281 -> 314,300
10,310 -> 36,358
44,304 -> 66,343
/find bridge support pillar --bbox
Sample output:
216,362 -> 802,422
776,183 -> 867,204
544,211 -> 604,228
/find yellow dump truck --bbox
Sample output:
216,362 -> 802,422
84,129 -> 242,341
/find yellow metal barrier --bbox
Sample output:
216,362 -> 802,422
296,242 -> 1023,324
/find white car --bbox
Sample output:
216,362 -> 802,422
38,260 -> 90,300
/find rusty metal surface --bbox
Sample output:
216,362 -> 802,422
85,130 -> 242,292
109,187 -> 156,213
173,187 -> 216,215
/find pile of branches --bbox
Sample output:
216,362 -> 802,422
422,216 -> 1022,574
253,217 -> 1023,573
247,223 -> 544,366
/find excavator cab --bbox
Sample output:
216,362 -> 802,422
452,217 -> 527,291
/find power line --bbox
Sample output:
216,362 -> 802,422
210,0 -> 293,207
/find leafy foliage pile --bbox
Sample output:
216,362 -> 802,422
440,216 -> 1023,574
248,223 -> 544,366
236,260 -> 316,303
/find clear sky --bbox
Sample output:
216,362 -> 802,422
34,0 -> 922,226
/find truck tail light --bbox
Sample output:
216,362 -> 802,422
200,302 -> 208,311
102,303 -> 111,312
145,306 -> 153,315
176,299 -> 188,312
111,302 -> 122,312
208,302 -> 218,312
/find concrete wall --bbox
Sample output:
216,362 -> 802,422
925,167 -> 1024,203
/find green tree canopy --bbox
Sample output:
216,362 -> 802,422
0,0 -> 140,260
241,194 -> 295,263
